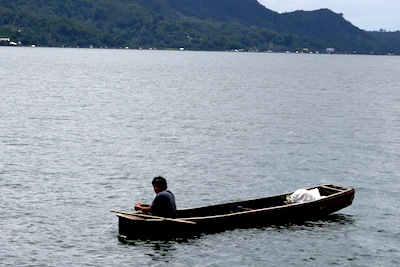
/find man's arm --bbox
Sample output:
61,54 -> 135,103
134,203 -> 152,214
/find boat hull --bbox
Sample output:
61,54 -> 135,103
116,184 -> 355,240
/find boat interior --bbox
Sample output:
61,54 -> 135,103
177,184 -> 347,218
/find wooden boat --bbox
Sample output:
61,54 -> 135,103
112,184 -> 355,240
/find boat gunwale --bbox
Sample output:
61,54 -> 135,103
115,184 -> 354,222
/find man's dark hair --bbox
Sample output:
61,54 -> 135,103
152,176 -> 167,189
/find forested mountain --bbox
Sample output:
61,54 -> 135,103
0,0 -> 399,54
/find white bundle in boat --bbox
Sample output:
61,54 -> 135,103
287,188 -> 323,203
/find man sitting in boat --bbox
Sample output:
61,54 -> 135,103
134,176 -> 177,218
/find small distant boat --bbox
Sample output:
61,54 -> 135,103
112,184 -> 354,240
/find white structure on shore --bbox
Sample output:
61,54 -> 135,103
326,47 -> 335,53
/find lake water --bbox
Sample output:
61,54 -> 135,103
1,47 -> 399,266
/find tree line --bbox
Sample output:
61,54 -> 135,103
1,0 -> 399,54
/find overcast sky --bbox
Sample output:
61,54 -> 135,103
257,0 -> 400,31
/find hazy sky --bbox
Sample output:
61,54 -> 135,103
257,0 -> 400,31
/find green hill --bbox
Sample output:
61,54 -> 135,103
0,0 -> 399,54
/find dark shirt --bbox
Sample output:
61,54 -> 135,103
150,190 -> 177,218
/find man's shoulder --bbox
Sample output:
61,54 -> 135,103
154,191 -> 175,203
157,190 -> 174,198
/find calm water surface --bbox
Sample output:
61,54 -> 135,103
1,47 -> 399,266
